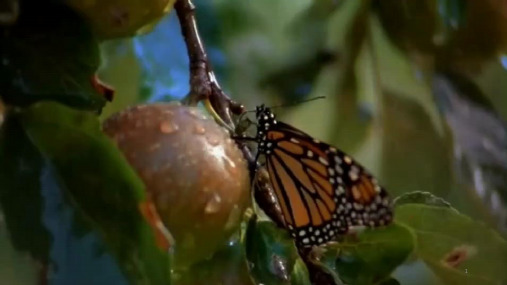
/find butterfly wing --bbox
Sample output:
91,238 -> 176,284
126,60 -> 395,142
264,121 -> 392,246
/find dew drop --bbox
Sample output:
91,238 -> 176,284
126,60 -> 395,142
160,121 -> 178,134
271,255 -> 289,281
186,108 -> 204,120
206,135 -> 220,146
193,123 -> 205,134
205,193 -> 222,214
223,156 -> 237,174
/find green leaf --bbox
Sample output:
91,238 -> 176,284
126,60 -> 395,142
0,1 -> 106,111
0,118 -> 51,263
291,258 -> 312,285
320,223 -> 414,285
244,215 -> 308,285
17,101 -> 171,284
174,237 -> 252,285
395,204 -> 507,285
393,191 -> 453,209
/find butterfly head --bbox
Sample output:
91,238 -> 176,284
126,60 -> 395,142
255,104 -> 268,118
255,104 -> 277,133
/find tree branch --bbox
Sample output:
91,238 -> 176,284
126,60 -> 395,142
174,0 -> 244,127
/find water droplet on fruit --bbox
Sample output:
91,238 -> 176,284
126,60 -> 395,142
186,109 -> 200,118
205,193 -> 222,214
206,135 -> 220,146
223,156 -> 237,173
160,121 -> 178,133
193,123 -> 205,134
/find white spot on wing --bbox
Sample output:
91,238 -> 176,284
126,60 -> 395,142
318,156 -> 329,166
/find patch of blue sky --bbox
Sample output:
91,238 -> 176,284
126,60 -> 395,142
133,3 -> 227,102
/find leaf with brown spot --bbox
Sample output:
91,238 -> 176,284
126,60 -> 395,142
441,245 -> 477,269
396,202 -> 507,285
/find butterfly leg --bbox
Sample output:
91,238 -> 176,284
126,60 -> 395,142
231,135 -> 257,142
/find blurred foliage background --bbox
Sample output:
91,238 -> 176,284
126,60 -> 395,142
1,0 -> 507,284
100,0 -> 507,283
102,0 -> 507,235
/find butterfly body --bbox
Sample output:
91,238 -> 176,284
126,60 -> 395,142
253,104 -> 392,247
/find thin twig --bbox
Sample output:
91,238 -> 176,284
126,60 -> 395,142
175,0 -> 210,104
174,0 -> 244,128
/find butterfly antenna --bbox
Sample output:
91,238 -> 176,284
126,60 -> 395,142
269,96 -> 326,110
242,96 -> 326,113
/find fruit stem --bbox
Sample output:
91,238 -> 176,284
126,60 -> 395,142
203,98 -> 233,131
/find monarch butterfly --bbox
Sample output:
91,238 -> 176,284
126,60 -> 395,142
240,104 -> 393,247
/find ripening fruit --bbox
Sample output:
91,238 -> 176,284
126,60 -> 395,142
64,0 -> 176,39
102,102 -> 251,268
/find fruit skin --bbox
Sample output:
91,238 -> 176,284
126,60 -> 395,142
102,102 -> 250,268
64,0 -> 176,39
